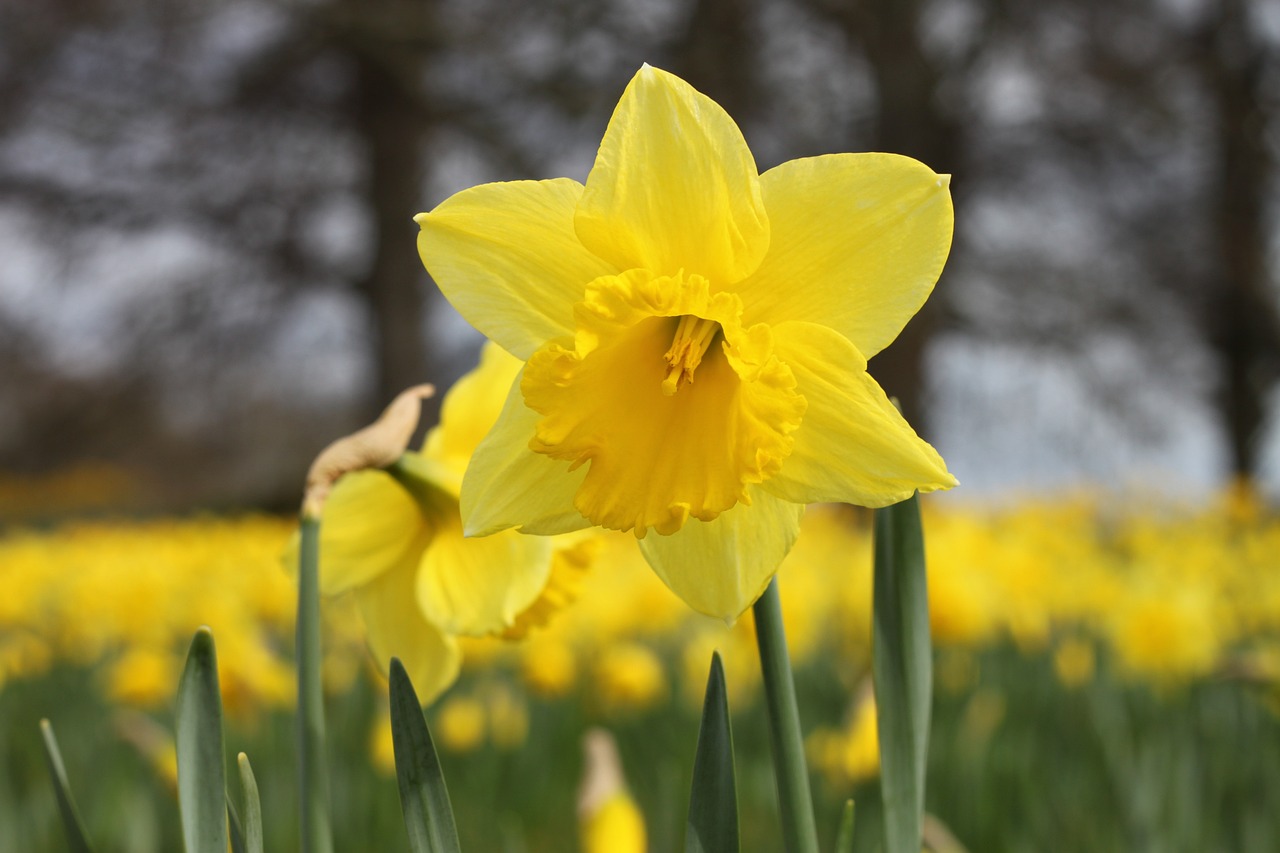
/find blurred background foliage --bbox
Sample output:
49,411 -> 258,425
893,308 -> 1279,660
2,0 -> 1279,512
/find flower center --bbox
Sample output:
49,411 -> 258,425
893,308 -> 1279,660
661,314 -> 721,396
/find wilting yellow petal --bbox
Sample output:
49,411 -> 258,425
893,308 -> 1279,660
353,557 -> 461,705
416,178 -> 616,359
764,321 -> 956,507
734,153 -> 953,358
310,469 -> 431,596
637,487 -> 803,620
422,342 -> 523,488
415,516 -> 553,637
460,368 -> 590,537
574,65 -> 770,285
523,271 -> 804,536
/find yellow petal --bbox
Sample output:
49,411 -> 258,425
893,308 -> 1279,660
415,515 -> 553,636
459,368 -> 591,537
416,178 -> 616,359
313,469 -> 431,596
422,342 -> 523,487
734,153 -> 953,358
636,486 -> 804,620
502,534 -> 598,640
353,556 -> 461,705
764,321 -> 956,507
574,65 -> 770,285
523,271 -> 804,536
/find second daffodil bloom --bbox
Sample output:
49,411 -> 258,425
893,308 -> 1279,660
306,344 -> 584,704
416,65 -> 956,620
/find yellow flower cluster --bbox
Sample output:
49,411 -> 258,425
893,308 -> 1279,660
2,485 -> 1276,769
0,514 -> 368,714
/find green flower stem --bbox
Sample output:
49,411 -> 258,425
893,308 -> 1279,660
297,514 -> 334,853
753,577 -> 820,853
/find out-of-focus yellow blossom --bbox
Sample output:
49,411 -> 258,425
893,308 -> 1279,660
521,636 -> 578,698
106,648 -> 180,708
370,710 -> 397,776
1109,581 -> 1221,682
298,343 -> 591,704
578,729 -> 646,853
434,694 -> 488,753
418,64 -> 954,622
486,683 -> 530,748
809,685 -> 880,787
594,642 -> 667,714
1053,637 -> 1096,688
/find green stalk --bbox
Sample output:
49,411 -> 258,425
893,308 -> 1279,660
872,493 -> 931,853
297,514 -> 333,853
753,577 -> 819,853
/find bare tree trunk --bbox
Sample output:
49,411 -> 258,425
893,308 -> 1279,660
351,52 -> 434,413
671,0 -> 758,124
822,0 -> 962,433
1195,0 -> 1279,480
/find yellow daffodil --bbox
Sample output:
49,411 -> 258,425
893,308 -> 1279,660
417,64 -> 956,620
301,343 -> 580,704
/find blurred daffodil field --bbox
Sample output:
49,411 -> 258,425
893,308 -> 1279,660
4,483 -> 1280,851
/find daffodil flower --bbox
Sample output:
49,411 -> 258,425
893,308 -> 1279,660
299,344 -> 580,703
416,65 -> 956,620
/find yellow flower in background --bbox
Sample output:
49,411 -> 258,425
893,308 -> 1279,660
417,64 -> 955,620
578,729 -> 647,853
808,682 -> 880,787
434,694 -> 488,752
593,642 -> 667,713
300,343 -> 578,704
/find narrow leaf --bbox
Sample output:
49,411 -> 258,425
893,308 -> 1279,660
227,793 -> 245,853
176,627 -> 227,853
835,800 -> 855,853
872,493 -> 932,853
389,657 -> 462,853
296,513 -> 334,853
238,753 -> 264,853
39,719 -> 95,853
686,652 -> 738,853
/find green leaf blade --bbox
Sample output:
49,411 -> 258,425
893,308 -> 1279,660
238,753 -> 264,853
389,657 -> 462,853
39,719 -> 95,853
176,627 -> 228,853
686,652 -> 739,853
872,492 -> 932,853
835,800 -> 855,853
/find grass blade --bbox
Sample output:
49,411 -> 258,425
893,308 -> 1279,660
872,493 -> 932,853
39,719 -> 95,853
686,652 -> 738,853
389,657 -> 462,853
238,753 -> 264,853
835,800 -> 855,853
297,513 -> 334,853
176,627 -> 227,853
